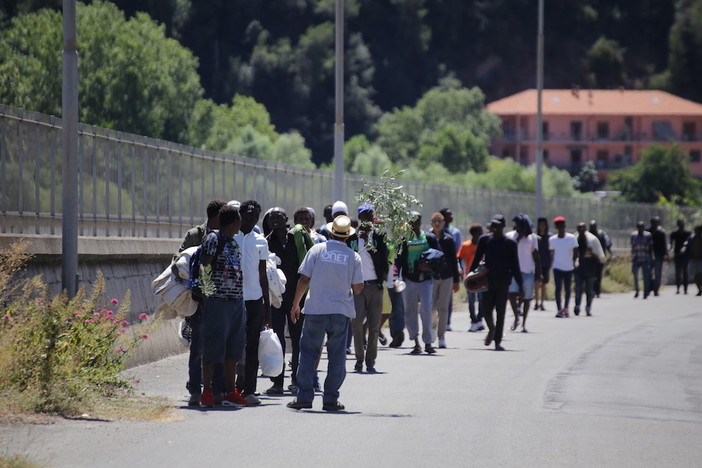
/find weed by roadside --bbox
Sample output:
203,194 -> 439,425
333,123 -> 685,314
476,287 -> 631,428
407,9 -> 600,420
0,241 -> 163,419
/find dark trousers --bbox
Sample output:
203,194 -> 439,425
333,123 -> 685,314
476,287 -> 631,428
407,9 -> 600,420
651,256 -> 664,293
238,298 -> 265,395
574,272 -> 595,310
270,299 -> 304,388
188,308 -> 224,395
594,262 -> 604,296
553,269 -> 574,310
388,287 -> 405,339
674,255 -> 689,290
482,275 -> 510,346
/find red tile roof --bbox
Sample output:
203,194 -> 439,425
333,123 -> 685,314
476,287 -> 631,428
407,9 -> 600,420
486,89 -> 702,116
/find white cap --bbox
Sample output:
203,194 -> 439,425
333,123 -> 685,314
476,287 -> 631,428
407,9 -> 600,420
331,200 -> 348,217
227,200 -> 241,209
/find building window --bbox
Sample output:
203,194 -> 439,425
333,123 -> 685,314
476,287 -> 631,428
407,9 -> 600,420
691,150 -> 701,163
520,146 -> 529,165
542,121 -> 549,141
624,116 -> 633,140
570,149 -> 582,167
683,122 -> 697,141
570,121 -> 582,141
596,150 -> 609,169
503,120 -> 514,140
502,148 -> 511,158
597,122 -> 609,140
543,150 -> 549,162
652,121 -> 674,141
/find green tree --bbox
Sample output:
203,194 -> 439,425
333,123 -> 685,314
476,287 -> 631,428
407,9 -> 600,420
586,36 -> 627,88
667,0 -> 702,102
608,144 -> 701,205
0,1 -> 203,142
573,161 -> 601,192
376,81 -> 500,172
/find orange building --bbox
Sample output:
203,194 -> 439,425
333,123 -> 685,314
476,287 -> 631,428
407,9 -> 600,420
486,89 -> 702,177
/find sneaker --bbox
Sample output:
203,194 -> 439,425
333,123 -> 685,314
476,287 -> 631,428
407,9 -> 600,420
222,389 -> 249,407
438,338 -> 447,348
446,324 -> 453,332
200,389 -> 214,408
288,384 -> 299,394
573,306 -> 580,316
410,344 -> 422,354
188,393 -> 200,406
555,309 -> 565,318
366,366 -> 377,373
244,393 -> 261,406
563,308 -> 570,317
213,392 -> 223,405
468,322 -> 480,332
378,333 -> 388,346
425,344 -> 437,354
322,401 -> 345,412
476,321 -> 485,331
265,385 -> 284,395
354,361 -> 363,372
178,320 -> 192,347
287,398 -> 313,410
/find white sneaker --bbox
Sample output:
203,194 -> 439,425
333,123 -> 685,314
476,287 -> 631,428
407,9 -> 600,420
468,322 -> 480,332
244,393 -> 261,406
476,321 -> 485,331
438,338 -> 447,348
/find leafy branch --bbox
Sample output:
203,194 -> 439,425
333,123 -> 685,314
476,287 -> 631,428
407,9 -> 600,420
355,170 -> 422,250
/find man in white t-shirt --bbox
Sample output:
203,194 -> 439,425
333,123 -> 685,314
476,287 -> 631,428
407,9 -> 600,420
505,214 -> 541,333
288,215 -> 364,412
549,216 -> 579,318
233,200 -> 271,406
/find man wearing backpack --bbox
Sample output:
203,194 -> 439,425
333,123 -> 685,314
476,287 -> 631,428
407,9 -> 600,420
397,212 -> 440,355
175,199 -> 225,407
199,204 -> 249,408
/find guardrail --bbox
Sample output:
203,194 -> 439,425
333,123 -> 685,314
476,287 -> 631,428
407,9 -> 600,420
1,103 -> 699,248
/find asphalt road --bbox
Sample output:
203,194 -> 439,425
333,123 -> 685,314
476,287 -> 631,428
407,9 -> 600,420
2,289 -> 701,467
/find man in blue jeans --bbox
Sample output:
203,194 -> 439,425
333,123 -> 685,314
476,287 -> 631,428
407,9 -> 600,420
287,215 -> 364,411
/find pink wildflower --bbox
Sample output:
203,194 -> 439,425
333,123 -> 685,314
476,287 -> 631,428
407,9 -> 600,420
140,334 -> 149,339
113,319 -> 121,324
120,328 -> 127,333
85,319 -> 94,324
122,320 -> 128,326
115,347 -> 124,353
105,310 -> 114,316
3,314 -> 11,321
111,298 -> 119,304
138,313 -> 148,321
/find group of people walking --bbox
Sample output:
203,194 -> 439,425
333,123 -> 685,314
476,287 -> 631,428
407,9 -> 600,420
171,198 -> 701,411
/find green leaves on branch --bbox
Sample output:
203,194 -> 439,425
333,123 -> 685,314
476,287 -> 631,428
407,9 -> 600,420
355,170 -> 422,250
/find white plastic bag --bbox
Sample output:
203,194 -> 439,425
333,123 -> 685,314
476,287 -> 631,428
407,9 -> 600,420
258,328 -> 284,377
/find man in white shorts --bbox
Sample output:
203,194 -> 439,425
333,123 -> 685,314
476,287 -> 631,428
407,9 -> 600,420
506,214 -> 541,333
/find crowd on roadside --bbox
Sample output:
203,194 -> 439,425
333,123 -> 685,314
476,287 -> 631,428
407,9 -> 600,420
167,198 -> 702,411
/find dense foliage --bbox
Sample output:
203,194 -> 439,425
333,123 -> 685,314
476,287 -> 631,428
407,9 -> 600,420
608,144 -> 702,205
